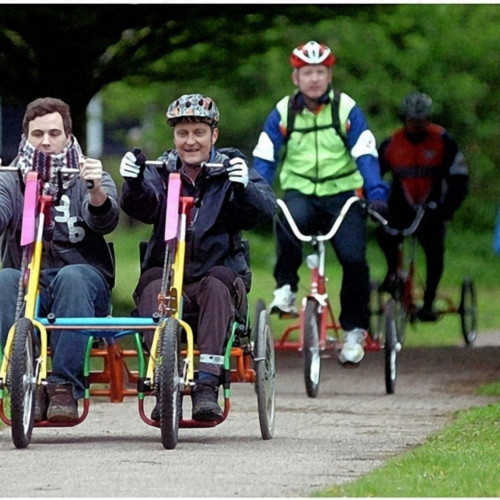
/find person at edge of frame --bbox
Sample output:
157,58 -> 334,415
0,97 -> 119,422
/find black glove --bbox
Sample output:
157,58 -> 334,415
369,200 -> 389,221
438,204 -> 455,221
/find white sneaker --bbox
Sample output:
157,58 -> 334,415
339,328 -> 366,365
269,284 -> 298,315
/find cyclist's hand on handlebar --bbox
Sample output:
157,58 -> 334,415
226,157 -> 249,188
79,157 -> 103,191
120,149 -> 146,181
369,199 -> 389,221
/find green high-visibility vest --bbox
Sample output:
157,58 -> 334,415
277,90 -> 363,196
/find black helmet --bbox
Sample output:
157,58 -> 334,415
400,93 -> 432,120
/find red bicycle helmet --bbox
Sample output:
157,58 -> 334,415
290,41 -> 335,68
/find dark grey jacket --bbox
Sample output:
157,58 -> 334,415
0,169 -> 119,288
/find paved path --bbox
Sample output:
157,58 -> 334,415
1,334 -> 499,497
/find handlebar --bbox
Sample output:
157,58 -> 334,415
201,160 -> 230,169
366,201 -> 437,237
0,165 -> 93,189
277,196 -> 361,242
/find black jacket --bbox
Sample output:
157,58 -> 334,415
120,147 -> 276,291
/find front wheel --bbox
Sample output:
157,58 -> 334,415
10,318 -> 37,449
156,318 -> 182,450
254,299 -> 275,440
459,277 -> 477,346
303,299 -> 321,398
384,300 -> 399,395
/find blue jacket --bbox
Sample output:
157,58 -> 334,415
252,88 -> 388,202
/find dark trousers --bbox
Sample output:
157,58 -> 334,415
376,208 -> 446,309
133,265 -> 247,377
274,190 -> 370,331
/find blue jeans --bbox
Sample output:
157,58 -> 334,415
0,264 -> 111,399
274,190 -> 370,331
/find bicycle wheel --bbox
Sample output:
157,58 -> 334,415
156,318 -> 182,450
254,299 -> 275,440
384,300 -> 399,395
9,318 -> 37,449
369,280 -> 384,341
303,298 -> 321,398
393,280 -> 409,346
459,277 -> 477,346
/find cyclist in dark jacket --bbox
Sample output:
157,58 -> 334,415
376,92 -> 469,321
120,93 -> 276,422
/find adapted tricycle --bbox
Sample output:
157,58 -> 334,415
0,160 -> 276,449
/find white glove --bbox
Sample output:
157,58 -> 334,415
120,151 -> 143,180
227,157 -> 249,188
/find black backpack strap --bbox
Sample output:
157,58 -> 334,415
285,93 -> 300,144
331,89 -> 349,150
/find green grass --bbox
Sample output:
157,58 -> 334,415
317,401 -> 500,497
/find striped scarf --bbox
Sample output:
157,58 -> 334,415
14,134 -> 83,199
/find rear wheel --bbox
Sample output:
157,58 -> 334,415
156,318 -> 182,450
459,278 -> 477,345
369,280 -> 384,341
384,300 -> 399,395
10,318 -> 37,449
303,299 -> 321,398
254,299 -> 275,440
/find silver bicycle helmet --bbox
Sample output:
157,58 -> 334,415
166,94 -> 220,127
400,93 -> 433,119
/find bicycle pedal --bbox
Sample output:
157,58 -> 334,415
279,311 -> 299,320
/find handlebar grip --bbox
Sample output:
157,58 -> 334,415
133,147 -> 147,168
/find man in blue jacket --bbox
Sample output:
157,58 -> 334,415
252,41 -> 388,365
120,94 -> 276,422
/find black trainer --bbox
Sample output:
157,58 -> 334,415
34,385 -> 49,423
191,381 -> 223,422
417,307 -> 438,322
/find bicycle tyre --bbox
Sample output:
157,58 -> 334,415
303,298 -> 321,398
369,280 -> 384,340
393,281 -> 409,346
459,277 -> 477,346
10,318 -> 37,449
384,300 -> 399,395
254,299 -> 276,440
156,318 -> 182,450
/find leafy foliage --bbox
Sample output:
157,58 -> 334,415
2,4 -> 500,229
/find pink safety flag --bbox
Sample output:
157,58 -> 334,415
165,173 -> 181,242
21,171 -> 39,246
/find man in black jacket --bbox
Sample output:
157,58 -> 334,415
376,93 -> 469,321
120,93 -> 276,422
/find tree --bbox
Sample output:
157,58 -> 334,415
0,4 -> 378,144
